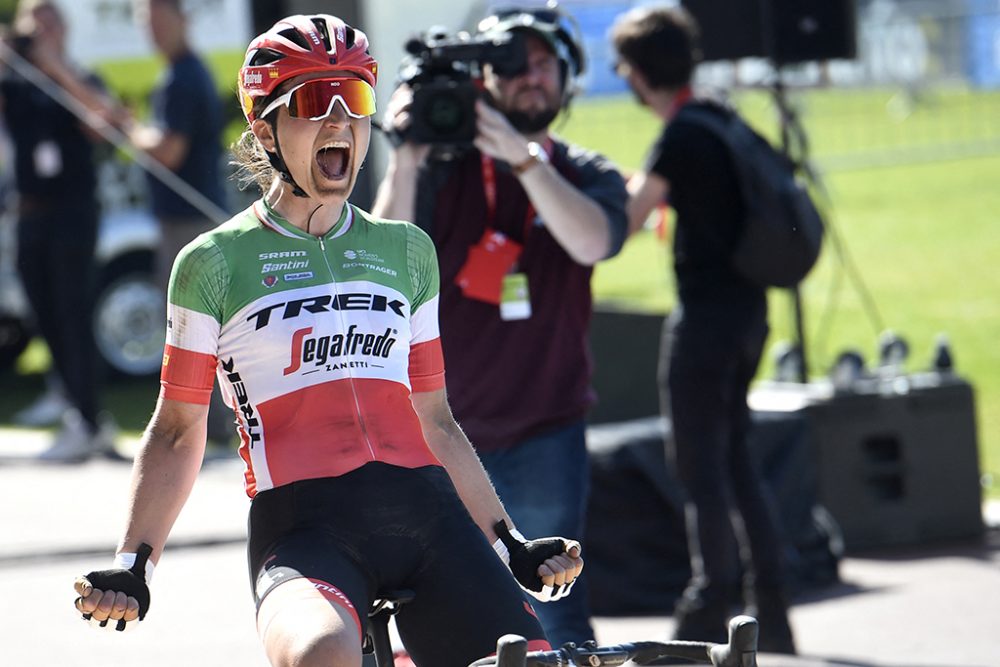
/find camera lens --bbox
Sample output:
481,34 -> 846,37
422,90 -> 467,136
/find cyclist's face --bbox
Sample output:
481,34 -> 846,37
255,71 -> 372,201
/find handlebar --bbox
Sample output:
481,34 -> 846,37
469,615 -> 758,667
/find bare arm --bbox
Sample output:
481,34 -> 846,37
126,125 -> 190,172
118,394 -> 209,562
371,85 -> 431,221
474,100 -> 612,265
410,388 -> 512,544
626,169 -> 670,237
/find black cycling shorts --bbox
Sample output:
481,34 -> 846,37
247,462 -> 549,667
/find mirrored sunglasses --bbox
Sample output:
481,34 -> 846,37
260,78 -> 377,121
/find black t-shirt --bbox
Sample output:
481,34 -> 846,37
415,141 -> 628,451
0,67 -> 102,204
647,101 -> 764,307
146,51 -> 226,219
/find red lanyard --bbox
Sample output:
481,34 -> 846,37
480,138 -> 553,240
667,85 -> 694,120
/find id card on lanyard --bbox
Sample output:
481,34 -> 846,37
453,144 -> 551,320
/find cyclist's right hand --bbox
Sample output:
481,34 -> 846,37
74,543 -> 153,631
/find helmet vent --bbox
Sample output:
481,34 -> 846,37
249,48 -> 284,67
277,27 -> 311,51
344,26 -> 357,49
311,17 -> 333,51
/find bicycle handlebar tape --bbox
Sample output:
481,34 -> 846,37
709,615 -> 759,667
83,543 -> 153,631
495,634 -> 529,667
494,521 -> 569,599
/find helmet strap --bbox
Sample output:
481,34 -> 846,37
266,119 -> 309,198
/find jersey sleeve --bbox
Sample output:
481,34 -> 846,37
161,236 -> 229,404
405,223 -> 445,393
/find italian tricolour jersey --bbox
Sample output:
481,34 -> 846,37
161,201 -> 446,497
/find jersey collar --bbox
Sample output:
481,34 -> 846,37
253,199 -> 355,240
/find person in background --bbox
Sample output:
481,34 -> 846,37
0,0 -> 119,461
126,0 -> 231,447
71,15 -> 583,667
610,4 -> 796,653
373,2 -> 628,648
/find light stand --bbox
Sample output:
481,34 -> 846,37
770,74 -> 815,384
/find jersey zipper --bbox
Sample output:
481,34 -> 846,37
318,235 -> 378,462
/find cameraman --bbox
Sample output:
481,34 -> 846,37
373,4 -> 627,648
0,0 -> 122,461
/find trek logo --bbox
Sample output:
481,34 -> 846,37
221,357 -> 260,447
283,325 -> 398,375
247,293 -> 406,330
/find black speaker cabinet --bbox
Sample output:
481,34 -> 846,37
681,0 -> 857,63
800,376 -> 983,551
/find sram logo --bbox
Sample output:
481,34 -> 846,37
247,293 -> 406,330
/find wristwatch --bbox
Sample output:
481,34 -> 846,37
511,141 -> 549,176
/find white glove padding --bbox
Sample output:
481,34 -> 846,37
493,521 -> 580,602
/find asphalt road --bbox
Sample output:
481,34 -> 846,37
2,428 -> 998,667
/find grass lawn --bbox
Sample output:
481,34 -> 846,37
560,93 -> 1000,499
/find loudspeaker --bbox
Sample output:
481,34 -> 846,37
681,0 -> 857,63
803,376 -> 983,551
768,0 -> 857,64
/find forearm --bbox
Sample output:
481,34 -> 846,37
420,410 -> 511,542
371,151 -> 421,221
518,164 -> 611,265
118,399 -> 207,564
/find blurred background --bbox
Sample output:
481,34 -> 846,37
1,0 -> 995,492
0,0 -> 998,663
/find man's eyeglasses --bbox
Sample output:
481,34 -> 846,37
260,78 -> 377,121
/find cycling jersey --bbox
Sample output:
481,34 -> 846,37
161,201 -> 446,496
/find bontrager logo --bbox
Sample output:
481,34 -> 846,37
247,293 -> 406,330
283,325 -> 398,375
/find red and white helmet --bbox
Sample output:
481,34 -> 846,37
238,14 -> 378,122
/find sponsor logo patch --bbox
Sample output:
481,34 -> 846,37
262,275 -> 278,288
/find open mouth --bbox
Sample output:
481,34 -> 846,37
316,142 -> 350,181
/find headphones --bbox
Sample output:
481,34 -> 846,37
477,2 -> 587,109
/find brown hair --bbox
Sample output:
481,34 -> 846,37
610,4 -> 701,90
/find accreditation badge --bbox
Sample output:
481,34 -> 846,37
499,272 -> 531,321
455,230 -> 523,305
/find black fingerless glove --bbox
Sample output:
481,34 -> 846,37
83,542 -> 153,631
494,521 -> 574,601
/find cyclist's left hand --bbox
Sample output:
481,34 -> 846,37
494,521 -> 584,602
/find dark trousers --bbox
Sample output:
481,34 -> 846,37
17,204 -> 101,429
659,302 -> 788,607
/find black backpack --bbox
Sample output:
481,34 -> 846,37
676,103 -> 824,288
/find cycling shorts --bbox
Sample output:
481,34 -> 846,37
247,462 -> 549,666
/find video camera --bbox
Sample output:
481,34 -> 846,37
398,28 -> 527,145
